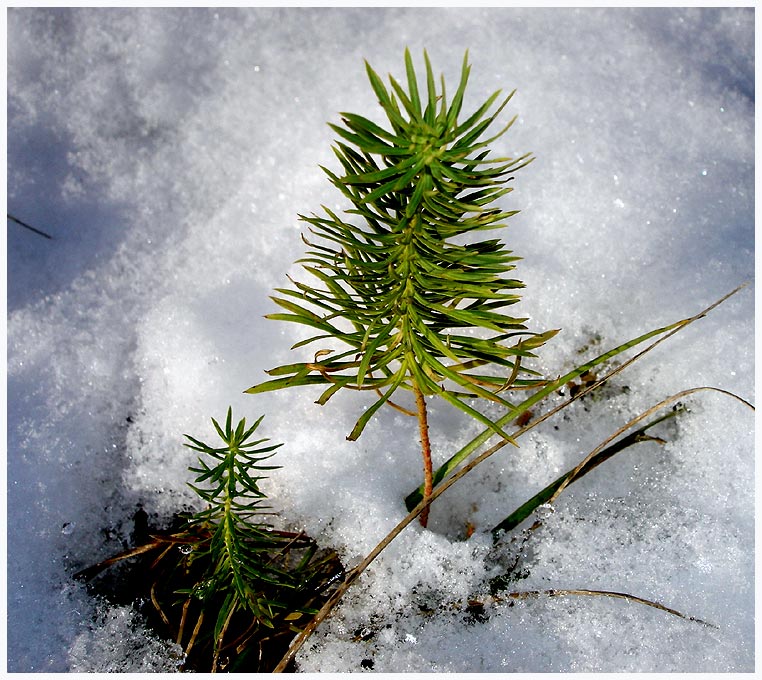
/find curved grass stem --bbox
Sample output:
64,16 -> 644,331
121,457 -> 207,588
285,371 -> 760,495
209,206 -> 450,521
548,385 -> 754,505
491,589 -> 717,628
274,382 -> 749,672
490,408 -> 680,536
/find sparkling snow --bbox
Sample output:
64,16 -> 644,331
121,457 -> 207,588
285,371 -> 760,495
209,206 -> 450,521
6,7 -> 754,673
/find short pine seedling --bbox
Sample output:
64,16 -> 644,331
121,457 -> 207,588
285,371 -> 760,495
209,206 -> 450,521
181,410 -> 302,638
75,409 -> 343,672
247,49 -> 558,526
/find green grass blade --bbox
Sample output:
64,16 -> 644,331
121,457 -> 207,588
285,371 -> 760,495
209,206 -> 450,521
404,315 -> 689,509
490,409 -> 681,536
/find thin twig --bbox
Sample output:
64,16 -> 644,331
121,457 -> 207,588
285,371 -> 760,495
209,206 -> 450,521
184,610 -> 204,660
492,588 -> 717,628
7,213 -> 53,239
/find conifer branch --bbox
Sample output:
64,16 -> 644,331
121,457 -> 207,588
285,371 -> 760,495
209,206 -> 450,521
247,49 -> 558,519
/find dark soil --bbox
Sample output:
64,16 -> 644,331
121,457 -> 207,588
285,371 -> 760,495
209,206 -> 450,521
75,509 -> 344,672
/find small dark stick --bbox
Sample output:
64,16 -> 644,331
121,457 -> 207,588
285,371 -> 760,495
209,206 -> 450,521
7,213 -> 53,239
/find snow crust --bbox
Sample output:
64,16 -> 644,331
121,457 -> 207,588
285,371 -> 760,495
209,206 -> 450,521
6,7 -> 754,673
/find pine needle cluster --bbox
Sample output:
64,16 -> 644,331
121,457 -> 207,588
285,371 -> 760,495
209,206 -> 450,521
176,409 -> 341,670
247,49 -> 556,443
247,49 -> 557,525
182,409 -> 288,627
74,408 -> 344,671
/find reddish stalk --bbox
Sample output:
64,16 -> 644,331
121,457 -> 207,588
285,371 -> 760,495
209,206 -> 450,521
413,383 -> 433,527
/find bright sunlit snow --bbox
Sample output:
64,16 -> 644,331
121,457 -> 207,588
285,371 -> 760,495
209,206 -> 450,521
6,7 -> 754,673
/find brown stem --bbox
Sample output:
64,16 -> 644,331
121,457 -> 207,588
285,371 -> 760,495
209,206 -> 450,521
413,383 -> 433,528
474,588 -> 716,628
184,609 -> 204,659
177,597 -> 191,645
212,598 -> 238,673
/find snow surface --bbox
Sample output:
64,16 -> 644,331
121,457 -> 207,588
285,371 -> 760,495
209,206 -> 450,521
6,6 -> 755,673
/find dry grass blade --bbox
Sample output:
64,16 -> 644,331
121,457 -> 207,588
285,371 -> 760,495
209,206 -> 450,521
272,498 -> 434,671
511,282 -> 750,441
177,598 -> 192,644
184,610 -> 205,660
151,581 -> 173,632
549,385 -> 754,504
490,408 -> 678,536
493,589 -> 717,628
72,536 -> 171,582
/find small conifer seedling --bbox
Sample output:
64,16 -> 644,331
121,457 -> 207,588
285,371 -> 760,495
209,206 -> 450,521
75,409 -> 343,672
247,49 -> 558,526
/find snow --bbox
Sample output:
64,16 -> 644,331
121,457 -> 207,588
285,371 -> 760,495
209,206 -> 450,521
6,6 -> 755,673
